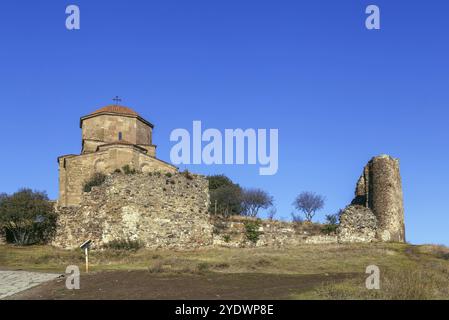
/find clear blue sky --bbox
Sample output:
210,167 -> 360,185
0,1 -> 448,245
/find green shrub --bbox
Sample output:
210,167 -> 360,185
322,213 -> 340,235
122,165 -> 136,175
165,172 -> 173,178
0,189 -> 57,245
83,173 -> 107,192
223,234 -> 231,243
103,239 -> 143,251
207,175 -> 243,216
322,224 -> 338,235
244,220 -> 262,243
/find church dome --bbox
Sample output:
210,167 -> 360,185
91,105 -> 139,116
80,104 -> 154,129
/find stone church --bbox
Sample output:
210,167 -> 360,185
49,104 -> 405,249
57,105 -> 177,207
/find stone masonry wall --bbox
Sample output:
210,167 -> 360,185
53,172 -> 213,249
212,216 -> 338,247
50,154 -> 405,249
81,114 -> 153,154
351,155 -> 405,242
58,146 -> 177,207
337,205 -> 377,243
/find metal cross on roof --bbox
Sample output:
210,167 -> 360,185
113,96 -> 122,106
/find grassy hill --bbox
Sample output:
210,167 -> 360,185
1,243 -> 448,299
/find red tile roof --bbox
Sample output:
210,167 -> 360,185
91,105 -> 139,116
80,105 -> 154,129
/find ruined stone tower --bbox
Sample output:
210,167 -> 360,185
352,155 -> 406,242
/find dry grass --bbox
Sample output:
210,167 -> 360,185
1,243 -> 448,299
303,266 -> 449,300
295,244 -> 449,300
0,243 -> 415,274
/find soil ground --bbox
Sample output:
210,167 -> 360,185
7,271 -> 356,300
1,243 -> 448,299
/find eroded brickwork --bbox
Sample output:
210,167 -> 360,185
53,172 -> 213,249
351,155 -> 405,242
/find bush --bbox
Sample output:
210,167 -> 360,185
322,213 -> 340,235
181,170 -> 194,180
83,173 -> 107,192
0,189 -> 57,245
103,239 -> 143,251
207,175 -> 243,216
165,172 -> 173,178
223,234 -> 231,243
244,220 -> 262,243
322,224 -> 338,235
122,165 -> 136,175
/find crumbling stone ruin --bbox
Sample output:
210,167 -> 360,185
338,154 -> 406,243
337,205 -> 377,243
45,106 -> 405,248
53,171 -> 213,249
51,153 -> 405,249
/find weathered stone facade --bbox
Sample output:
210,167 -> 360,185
212,217 -> 338,247
337,205 -> 377,243
58,105 -> 177,207
49,107 -> 406,249
51,153 -> 406,249
350,155 -> 405,242
53,172 -> 213,249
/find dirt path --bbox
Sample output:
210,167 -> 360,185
8,271 -> 355,300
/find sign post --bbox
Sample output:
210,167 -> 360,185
80,240 -> 92,273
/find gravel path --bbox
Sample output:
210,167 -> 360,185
0,271 -> 61,299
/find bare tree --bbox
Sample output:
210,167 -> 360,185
292,191 -> 325,222
241,188 -> 274,218
268,207 -> 277,220
291,212 -> 303,223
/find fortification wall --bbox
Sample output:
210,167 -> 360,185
351,155 -> 405,242
58,147 -> 176,207
51,154 -> 405,249
211,217 -> 338,247
53,172 -> 212,249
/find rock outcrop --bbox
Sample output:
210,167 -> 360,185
349,154 -> 405,242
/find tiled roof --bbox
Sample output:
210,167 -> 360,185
91,105 -> 139,116
80,104 -> 154,129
